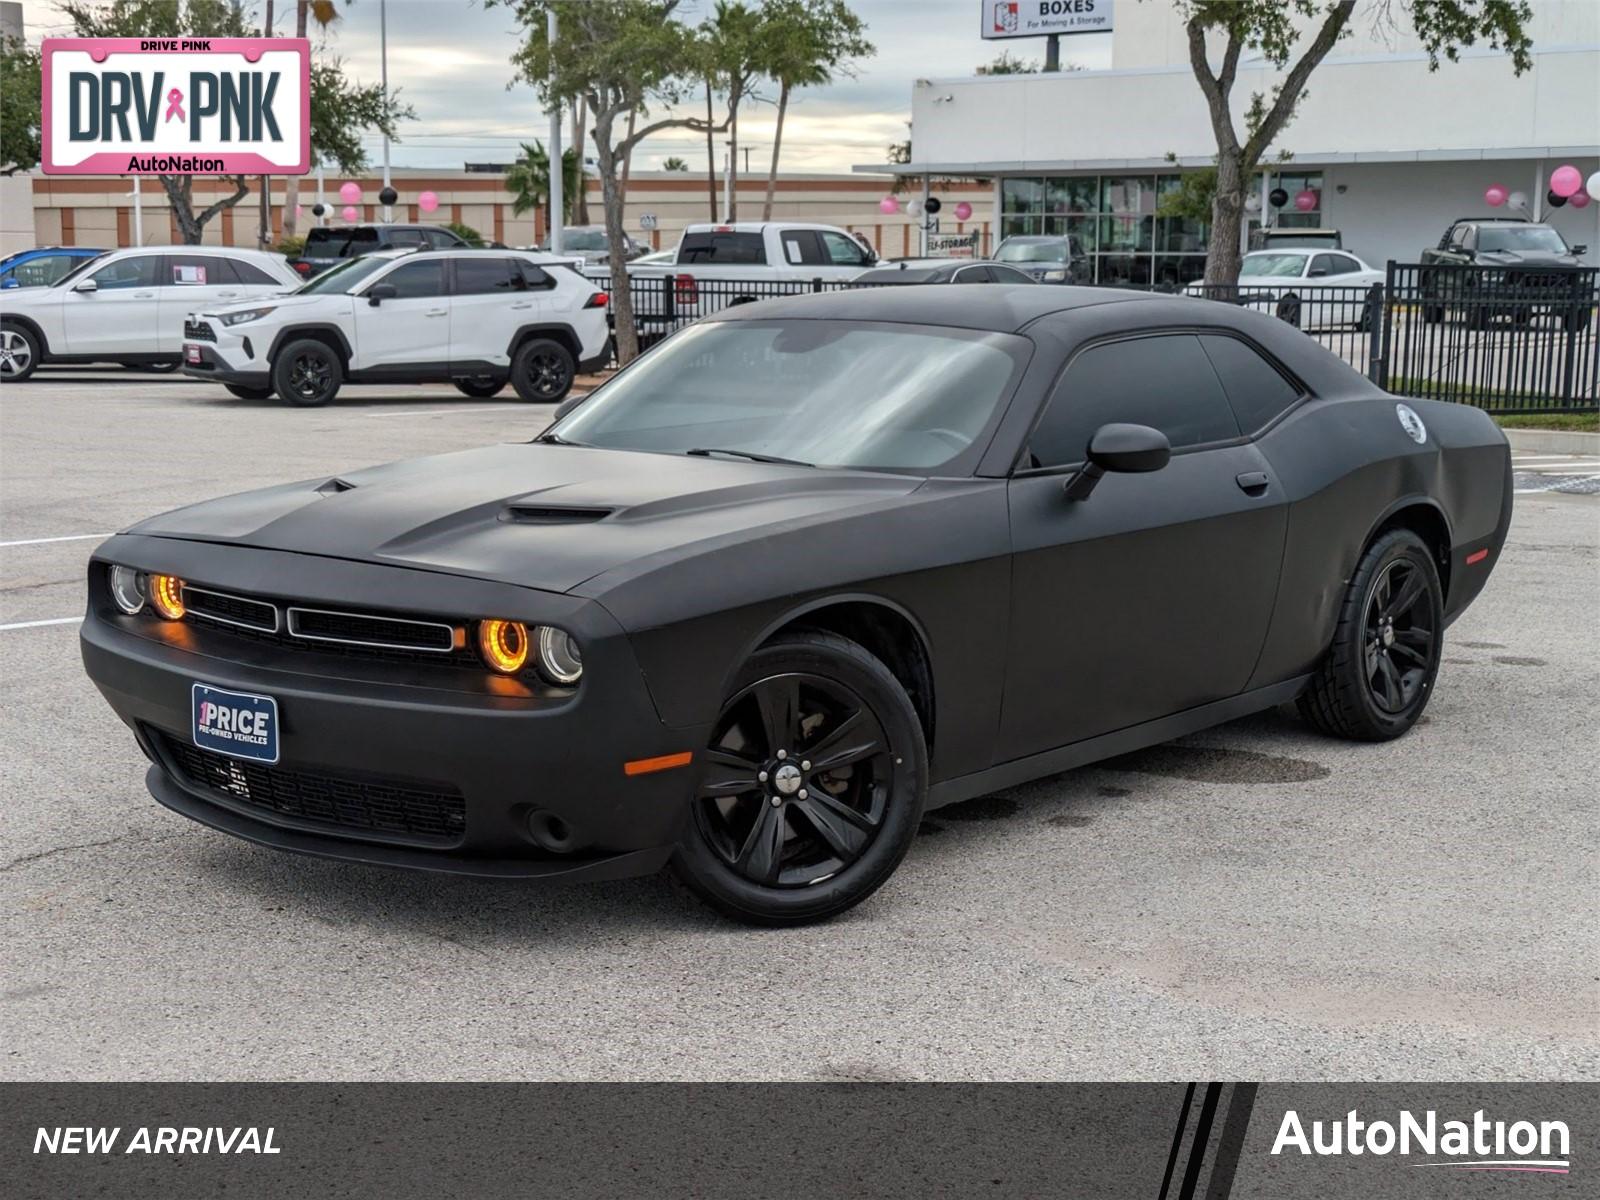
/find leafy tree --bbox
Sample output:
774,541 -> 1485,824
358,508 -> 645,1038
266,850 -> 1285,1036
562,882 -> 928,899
0,37 -> 42,174
1178,0 -> 1533,284
282,0 -> 342,240
757,0 -> 872,220
445,220 -> 484,247
980,50 -> 1038,74
494,0 -> 735,364
62,0 -> 408,243
661,156 -> 690,172
505,139 -> 584,223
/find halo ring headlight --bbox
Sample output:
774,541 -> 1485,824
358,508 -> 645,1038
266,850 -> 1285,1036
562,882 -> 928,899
537,626 -> 583,685
108,565 -> 146,615
478,619 -> 530,674
148,574 -> 185,620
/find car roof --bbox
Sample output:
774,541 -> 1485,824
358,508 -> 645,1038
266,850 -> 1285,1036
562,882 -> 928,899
998,235 -> 1065,243
712,283 -> 1155,332
100,244 -> 285,261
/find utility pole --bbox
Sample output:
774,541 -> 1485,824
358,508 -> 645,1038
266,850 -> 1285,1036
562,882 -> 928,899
380,0 -> 392,221
258,0 -> 274,247
547,8 -> 564,253
723,142 -> 734,222
1044,34 -> 1060,72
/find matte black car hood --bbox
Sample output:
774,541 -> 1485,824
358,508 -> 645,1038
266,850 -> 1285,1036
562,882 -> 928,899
127,443 -> 922,594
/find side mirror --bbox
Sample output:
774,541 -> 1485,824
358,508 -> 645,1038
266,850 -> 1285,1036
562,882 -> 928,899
1308,268 -> 1327,277
72,278 -> 98,294
552,393 -> 587,421
366,282 -> 397,306
1573,244 -> 1588,256
1063,423 -> 1171,501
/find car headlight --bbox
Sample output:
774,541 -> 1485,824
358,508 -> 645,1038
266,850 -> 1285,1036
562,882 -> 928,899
478,619 -> 530,674
108,565 -> 146,614
148,574 -> 186,620
219,306 -> 276,326
1040,269 -> 1067,281
536,625 -> 583,685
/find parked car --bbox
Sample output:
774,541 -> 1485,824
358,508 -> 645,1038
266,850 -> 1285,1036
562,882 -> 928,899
1420,217 -> 1591,330
538,225 -> 647,265
991,235 -> 1089,283
288,224 -> 469,279
1248,227 -> 1344,252
82,286 -> 1510,924
0,246 -> 299,381
853,258 -> 1038,285
182,248 -> 610,405
1,246 -> 106,289
1185,249 -> 1385,328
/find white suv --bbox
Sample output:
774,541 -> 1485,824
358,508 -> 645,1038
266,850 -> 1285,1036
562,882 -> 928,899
0,246 -> 298,381
182,249 -> 611,406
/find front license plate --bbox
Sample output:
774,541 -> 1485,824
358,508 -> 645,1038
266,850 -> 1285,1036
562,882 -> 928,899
192,683 -> 279,764
184,343 -> 202,363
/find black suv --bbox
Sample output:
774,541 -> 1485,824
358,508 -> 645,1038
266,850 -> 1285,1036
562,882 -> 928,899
1420,217 -> 1590,330
289,224 -> 468,278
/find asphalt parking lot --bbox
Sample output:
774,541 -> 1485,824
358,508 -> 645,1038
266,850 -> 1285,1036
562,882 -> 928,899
2,369 -> 1596,1082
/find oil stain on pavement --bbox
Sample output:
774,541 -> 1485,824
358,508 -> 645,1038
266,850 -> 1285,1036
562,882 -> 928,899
1047,813 -> 1095,828
1492,655 -> 1547,667
1101,744 -> 1331,784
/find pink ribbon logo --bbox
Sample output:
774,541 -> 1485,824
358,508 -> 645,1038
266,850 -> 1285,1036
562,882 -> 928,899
164,88 -> 185,123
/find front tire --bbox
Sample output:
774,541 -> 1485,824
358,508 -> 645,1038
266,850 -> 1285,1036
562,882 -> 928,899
670,631 -> 928,926
1297,529 -> 1443,742
509,338 -> 576,403
224,383 -> 274,400
271,338 -> 343,407
0,322 -> 40,381
454,378 -> 504,398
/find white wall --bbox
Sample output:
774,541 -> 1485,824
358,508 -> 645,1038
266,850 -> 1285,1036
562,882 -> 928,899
0,174 -> 35,255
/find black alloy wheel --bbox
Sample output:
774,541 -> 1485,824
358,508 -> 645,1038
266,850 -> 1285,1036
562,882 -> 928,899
671,632 -> 927,925
272,338 -> 343,407
510,338 -> 576,403
1298,529 -> 1443,741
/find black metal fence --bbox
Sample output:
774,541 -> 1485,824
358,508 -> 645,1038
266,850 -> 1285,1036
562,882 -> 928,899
588,261 -> 1599,414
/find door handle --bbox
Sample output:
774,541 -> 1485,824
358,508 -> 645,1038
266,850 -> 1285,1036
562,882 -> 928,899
216,290 -> 239,299
133,291 -> 155,298
426,309 -> 447,317
1236,471 -> 1270,495
510,302 -> 533,310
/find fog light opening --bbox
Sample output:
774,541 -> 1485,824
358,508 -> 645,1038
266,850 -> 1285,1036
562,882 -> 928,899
148,574 -> 186,620
526,809 -> 580,854
478,619 -> 529,673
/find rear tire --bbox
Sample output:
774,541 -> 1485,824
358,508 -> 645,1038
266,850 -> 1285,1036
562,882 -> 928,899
1297,529 -> 1443,742
271,338 -> 343,407
454,378 -> 504,398
224,383 -> 274,400
0,322 -> 41,381
509,338 -> 576,403
670,631 -> 928,926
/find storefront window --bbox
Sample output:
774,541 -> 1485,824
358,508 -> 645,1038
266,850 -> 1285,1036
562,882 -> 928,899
1271,172 -> 1323,229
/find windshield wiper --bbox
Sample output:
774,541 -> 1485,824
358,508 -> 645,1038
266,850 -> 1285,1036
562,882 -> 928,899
535,432 -> 576,445
685,447 -> 813,467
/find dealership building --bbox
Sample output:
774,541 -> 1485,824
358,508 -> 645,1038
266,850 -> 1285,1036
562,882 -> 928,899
859,0 -> 1599,285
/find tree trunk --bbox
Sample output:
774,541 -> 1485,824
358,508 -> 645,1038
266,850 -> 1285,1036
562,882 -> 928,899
620,107 -> 636,204
281,0 -> 310,241
573,95 -> 590,225
704,80 -> 717,220
762,83 -> 789,221
162,174 -> 250,244
595,111 -> 641,366
1203,148 -> 1246,288
726,102 -> 738,221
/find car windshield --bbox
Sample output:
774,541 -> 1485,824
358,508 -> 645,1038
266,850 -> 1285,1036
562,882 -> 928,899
551,320 -> 1026,471
1479,226 -> 1569,254
294,256 -> 392,294
1240,253 -> 1308,278
996,240 -> 1065,264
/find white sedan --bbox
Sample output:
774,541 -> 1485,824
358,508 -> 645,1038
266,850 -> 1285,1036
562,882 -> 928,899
1187,249 -> 1385,329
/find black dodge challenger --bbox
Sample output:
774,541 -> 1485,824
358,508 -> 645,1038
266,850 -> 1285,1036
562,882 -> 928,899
81,287 -> 1512,924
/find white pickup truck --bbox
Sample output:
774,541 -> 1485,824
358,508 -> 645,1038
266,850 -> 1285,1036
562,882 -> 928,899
605,222 -> 879,330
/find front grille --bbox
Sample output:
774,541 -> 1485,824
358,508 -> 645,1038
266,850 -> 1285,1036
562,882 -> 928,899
286,606 -> 456,653
157,731 -> 466,845
183,585 -> 278,633
184,319 -> 216,342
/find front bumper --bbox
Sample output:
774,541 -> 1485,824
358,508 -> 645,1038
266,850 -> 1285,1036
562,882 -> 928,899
181,319 -> 272,388
80,538 -> 705,880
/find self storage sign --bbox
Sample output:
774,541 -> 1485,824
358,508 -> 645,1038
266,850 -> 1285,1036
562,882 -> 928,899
42,38 -> 309,175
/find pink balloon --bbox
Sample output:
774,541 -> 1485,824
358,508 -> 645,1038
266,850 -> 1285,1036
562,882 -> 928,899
954,201 -> 973,221
1484,184 -> 1508,207
1571,191 -> 1591,210
878,196 -> 899,215
418,190 -> 440,213
338,181 -> 362,204
1550,164 -> 1583,198
295,204 -> 303,216
341,205 -> 359,223
1293,188 -> 1318,213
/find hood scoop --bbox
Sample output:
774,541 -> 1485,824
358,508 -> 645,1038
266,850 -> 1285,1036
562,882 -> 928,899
502,503 -> 614,525
317,477 -> 358,495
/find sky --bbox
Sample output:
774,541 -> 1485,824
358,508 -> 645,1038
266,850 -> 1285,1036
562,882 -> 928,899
16,0 -> 1114,173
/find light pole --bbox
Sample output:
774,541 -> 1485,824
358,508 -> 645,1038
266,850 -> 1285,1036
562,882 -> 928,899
548,7 -> 563,253
380,0 -> 392,221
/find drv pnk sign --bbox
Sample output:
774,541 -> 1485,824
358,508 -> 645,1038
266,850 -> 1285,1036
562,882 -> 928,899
42,38 -> 309,175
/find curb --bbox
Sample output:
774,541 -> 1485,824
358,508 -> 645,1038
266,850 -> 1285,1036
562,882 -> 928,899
1503,428 -> 1600,455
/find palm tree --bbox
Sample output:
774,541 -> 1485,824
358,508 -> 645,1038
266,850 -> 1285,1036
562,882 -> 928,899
282,1 -> 342,241
505,141 -> 583,226
702,0 -> 762,220
662,156 -> 690,171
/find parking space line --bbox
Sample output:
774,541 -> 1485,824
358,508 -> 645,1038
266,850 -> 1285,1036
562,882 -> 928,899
359,406 -> 535,418
0,533 -> 110,548
0,616 -> 82,631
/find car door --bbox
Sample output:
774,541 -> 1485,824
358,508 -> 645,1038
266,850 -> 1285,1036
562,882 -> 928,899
158,253 -> 248,352
997,330 -> 1288,762
448,256 -> 527,371
815,230 -> 873,279
351,257 -> 450,371
59,252 -> 163,357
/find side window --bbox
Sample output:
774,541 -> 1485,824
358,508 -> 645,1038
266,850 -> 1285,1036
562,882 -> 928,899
426,230 -> 462,250
781,231 -> 822,266
953,265 -> 993,283
818,230 -> 868,266
678,232 -> 766,265
516,260 -> 555,289
991,265 -> 1033,284
1333,254 -> 1362,275
90,255 -> 160,289
1198,334 -> 1303,434
454,257 -> 517,294
9,254 -> 72,286
378,259 -> 445,299
1309,253 -> 1339,277
1028,334 -> 1241,468
386,229 -> 426,248
1459,226 -> 1477,252
227,258 -> 282,286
